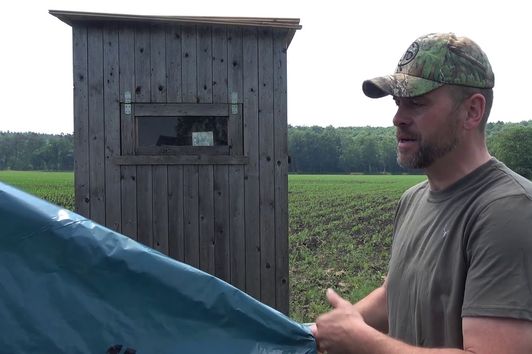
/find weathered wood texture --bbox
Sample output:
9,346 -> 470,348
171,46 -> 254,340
274,31 -> 290,314
103,26 -> 121,232
134,25 -> 154,249
242,27 -> 261,302
119,26 -> 137,241
87,27 -> 106,225
181,25 -> 201,269
258,28 -> 276,309
73,21 -> 291,314
226,28 -> 245,291
151,24 -> 169,255
197,26 -> 215,275
72,25 -> 89,216
113,155 -> 248,165
166,24 -> 185,261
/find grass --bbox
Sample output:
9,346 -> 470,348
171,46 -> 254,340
288,174 -> 425,322
0,170 -> 74,210
0,171 -> 426,322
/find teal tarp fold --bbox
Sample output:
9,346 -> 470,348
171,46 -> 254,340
0,182 -> 316,354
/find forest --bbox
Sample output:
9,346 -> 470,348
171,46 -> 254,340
1,120 -> 531,178
288,121 -> 532,178
0,132 -> 73,171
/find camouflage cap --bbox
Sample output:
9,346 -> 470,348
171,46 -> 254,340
362,33 -> 495,98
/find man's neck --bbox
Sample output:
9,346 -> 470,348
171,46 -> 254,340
425,141 -> 491,192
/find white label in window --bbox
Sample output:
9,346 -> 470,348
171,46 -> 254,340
192,131 -> 214,146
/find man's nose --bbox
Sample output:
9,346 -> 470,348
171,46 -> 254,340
393,106 -> 410,127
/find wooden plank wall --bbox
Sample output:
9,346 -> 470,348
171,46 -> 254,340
212,25 -> 231,283
119,26 -> 137,240
134,25 -> 153,249
151,24 -> 169,255
242,27 -> 261,303
181,25 -> 200,270
73,22 -> 290,314
166,24 -> 185,262
227,27 -> 246,290
273,30 -> 290,313
103,25 -> 121,232
87,27 -> 106,225
258,28 -> 276,308
72,26 -> 89,217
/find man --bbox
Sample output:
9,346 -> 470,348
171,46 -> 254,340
312,33 -> 532,353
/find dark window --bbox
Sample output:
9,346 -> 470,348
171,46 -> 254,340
137,116 -> 228,147
122,103 -> 242,156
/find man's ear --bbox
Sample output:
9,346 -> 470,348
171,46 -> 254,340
463,93 -> 486,130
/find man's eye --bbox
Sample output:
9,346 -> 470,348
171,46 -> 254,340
409,99 -> 424,107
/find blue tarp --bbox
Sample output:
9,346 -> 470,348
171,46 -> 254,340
0,182 -> 316,353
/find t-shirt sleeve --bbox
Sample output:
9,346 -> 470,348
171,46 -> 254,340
462,195 -> 532,321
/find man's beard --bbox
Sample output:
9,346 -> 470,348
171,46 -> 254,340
396,124 -> 460,169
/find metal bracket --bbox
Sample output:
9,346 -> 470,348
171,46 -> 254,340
124,91 -> 132,116
231,92 -> 238,114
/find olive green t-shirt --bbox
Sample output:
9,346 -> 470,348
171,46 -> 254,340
387,159 -> 532,348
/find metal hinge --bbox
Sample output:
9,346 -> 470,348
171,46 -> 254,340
231,92 -> 238,114
124,91 -> 132,115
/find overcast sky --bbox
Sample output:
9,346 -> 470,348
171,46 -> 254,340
1,0 -> 531,134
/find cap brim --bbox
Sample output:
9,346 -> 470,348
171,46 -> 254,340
362,74 -> 444,98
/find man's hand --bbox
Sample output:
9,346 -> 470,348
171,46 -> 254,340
314,288 -> 369,354
312,288 -> 532,354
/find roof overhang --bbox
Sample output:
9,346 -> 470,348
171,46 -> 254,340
49,10 -> 301,48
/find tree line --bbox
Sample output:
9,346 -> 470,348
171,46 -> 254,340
288,121 -> 532,178
1,120 -> 531,178
0,132 -> 73,171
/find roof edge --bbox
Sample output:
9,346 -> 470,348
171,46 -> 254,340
49,10 -> 302,30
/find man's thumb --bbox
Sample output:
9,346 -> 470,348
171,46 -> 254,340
326,288 -> 350,308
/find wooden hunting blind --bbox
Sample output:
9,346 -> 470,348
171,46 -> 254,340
50,10 -> 300,314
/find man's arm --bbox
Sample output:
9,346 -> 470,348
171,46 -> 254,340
314,289 -> 532,354
351,277 -> 388,333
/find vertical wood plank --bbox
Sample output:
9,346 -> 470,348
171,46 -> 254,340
212,25 -> 228,106
212,25 -> 231,282
88,27 -> 106,225
197,25 -> 215,274
166,24 -> 184,260
228,30 -> 243,158
136,166 -> 153,247
227,26 -> 246,289
151,24 -> 169,255
135,25 -> 153,247
150,24 -> 167,103
181,25 -> 197,103
197,26 -> 213,103
103,25 -> 121,232
182,25 -> 200,267
168,166 -> 184,261
184,165 -> 199,267
213,164 -> 230,281
152,165 -> 168,253
73,25 -> 90,217
119,25 -> 137,240
242,27 -> 261,300
273,31 -> 289,315
166,24 -> 182,102
258,28 -> 276,308
198,165 -> 214,273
